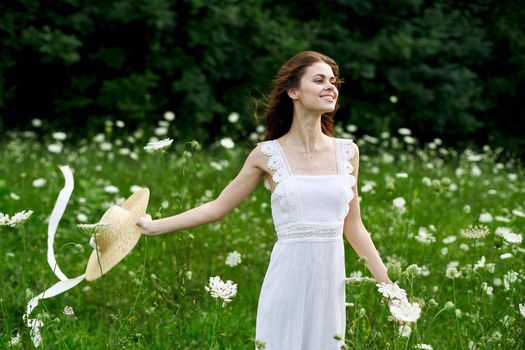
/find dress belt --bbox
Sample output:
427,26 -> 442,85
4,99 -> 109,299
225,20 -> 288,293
275,222 -> 343,243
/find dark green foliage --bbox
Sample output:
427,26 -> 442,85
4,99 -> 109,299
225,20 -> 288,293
0,0 -> 523,155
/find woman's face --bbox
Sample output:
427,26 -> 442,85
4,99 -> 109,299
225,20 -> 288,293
288,61 -> 338,114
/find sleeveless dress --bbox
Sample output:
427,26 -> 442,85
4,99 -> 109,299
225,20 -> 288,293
255,137 -> 357,350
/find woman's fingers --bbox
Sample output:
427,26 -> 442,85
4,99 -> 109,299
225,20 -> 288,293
136,215 -> 154,235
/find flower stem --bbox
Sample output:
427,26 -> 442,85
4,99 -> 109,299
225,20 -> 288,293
452,279 -> 465,349
21,224 -> 28,291
114,236 -> 148,342
209,299 -> 222,350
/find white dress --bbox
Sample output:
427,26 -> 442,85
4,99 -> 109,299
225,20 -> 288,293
255,137 -> 357,350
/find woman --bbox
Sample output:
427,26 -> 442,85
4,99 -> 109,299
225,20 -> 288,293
137,51 -> 394,349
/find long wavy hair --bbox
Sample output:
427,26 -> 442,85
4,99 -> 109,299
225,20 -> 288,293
258,51 -> 342,141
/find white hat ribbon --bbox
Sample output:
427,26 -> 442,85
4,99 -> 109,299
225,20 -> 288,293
23,165 -> 87,347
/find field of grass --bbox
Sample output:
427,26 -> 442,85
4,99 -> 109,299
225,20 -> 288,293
1,118 -> 524,349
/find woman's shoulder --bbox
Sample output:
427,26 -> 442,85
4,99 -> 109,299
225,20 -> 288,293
334,137 -> 359,159
245,141 -> 272,171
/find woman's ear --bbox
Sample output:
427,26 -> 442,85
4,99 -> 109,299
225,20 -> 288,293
287,88 -> 298,100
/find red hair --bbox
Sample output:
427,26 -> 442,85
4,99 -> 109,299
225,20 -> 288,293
259,51 -> 342,141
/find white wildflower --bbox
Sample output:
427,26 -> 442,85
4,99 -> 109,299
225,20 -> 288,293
503,270 -> 518,290
0,212 -> 10,226
501,315 -> 510,327
118,147 -> 130,155
154,126 -> 168,136
415,227 -> 436,244
414,343 -> 433,349
447,261 -> 460,269
227,112 -> 240,123
32,178 -> 46,188
398,324 -> 411,337
104,185 -> 119,194
473,256 -> 486,271
382,153 -> 394,163
225,251 -> 242,267
390,95 -> 398,103
471,165 -> 482,176
460,224 -> 490,239
256,124 -> 265,133
115,120 -> 125,128
255,339 -> 266,350
495,216 -> 511,222
393,197 -> 406,209
346,124 -> 357,132
52,132 -> 67,141
47,143 -> 63,153
443,235 -> 457,244
495,226 -> 512,237
362,134 -> 378,144
130,185 -> 143,193
63,305 -> 75,316
164,111 -> 175,121
1,210 -> 33,227
100,142 -> 112,151
403,136 -> 416,144
361,182 -> 375,193
467,154 -> 482,162
76,213 -> 88,222
7,332 -> 21,346
501,231 -> 522,244
27,318 -> 43,347
376,282 -> 407,300
144,138 -> 173,152
220,137 -> 235,149
204,276 -> 237,307
398,127 -> 411,135
31,118 -> 42,127
512,209 -> 525,218
388,298 -> 421,323
420,265 -> 431,276
479,212 -> 493,223
94,133 -> 105,142
500,253 -> 512,260
519,303 -> 525,318
445,266 -> 461,279
482,282 -> 493,297
404,264 -> 422,277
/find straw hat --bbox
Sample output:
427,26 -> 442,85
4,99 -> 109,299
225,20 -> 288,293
85,188 -> 150,281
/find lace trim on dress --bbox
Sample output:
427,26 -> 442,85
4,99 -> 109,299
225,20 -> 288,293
261,141 -> 291,191
335,139 -> 355,176
276,222 -> 343,242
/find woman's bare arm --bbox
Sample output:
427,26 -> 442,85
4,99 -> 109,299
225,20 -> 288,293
343,141 -> 392,284
138,144 -> 265,236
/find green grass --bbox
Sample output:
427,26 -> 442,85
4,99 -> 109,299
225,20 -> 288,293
1,125 -> 524,349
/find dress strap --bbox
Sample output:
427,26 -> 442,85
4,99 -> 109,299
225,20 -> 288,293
260,140 -> 292,190
334,138 -> 355,176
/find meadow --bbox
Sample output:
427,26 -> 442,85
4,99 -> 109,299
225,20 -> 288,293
1,114 -> 524,349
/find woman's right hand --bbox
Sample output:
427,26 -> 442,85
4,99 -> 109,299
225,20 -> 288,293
136,214 -> 155,235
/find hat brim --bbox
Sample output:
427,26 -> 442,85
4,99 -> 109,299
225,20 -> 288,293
85,188 -> 149,281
